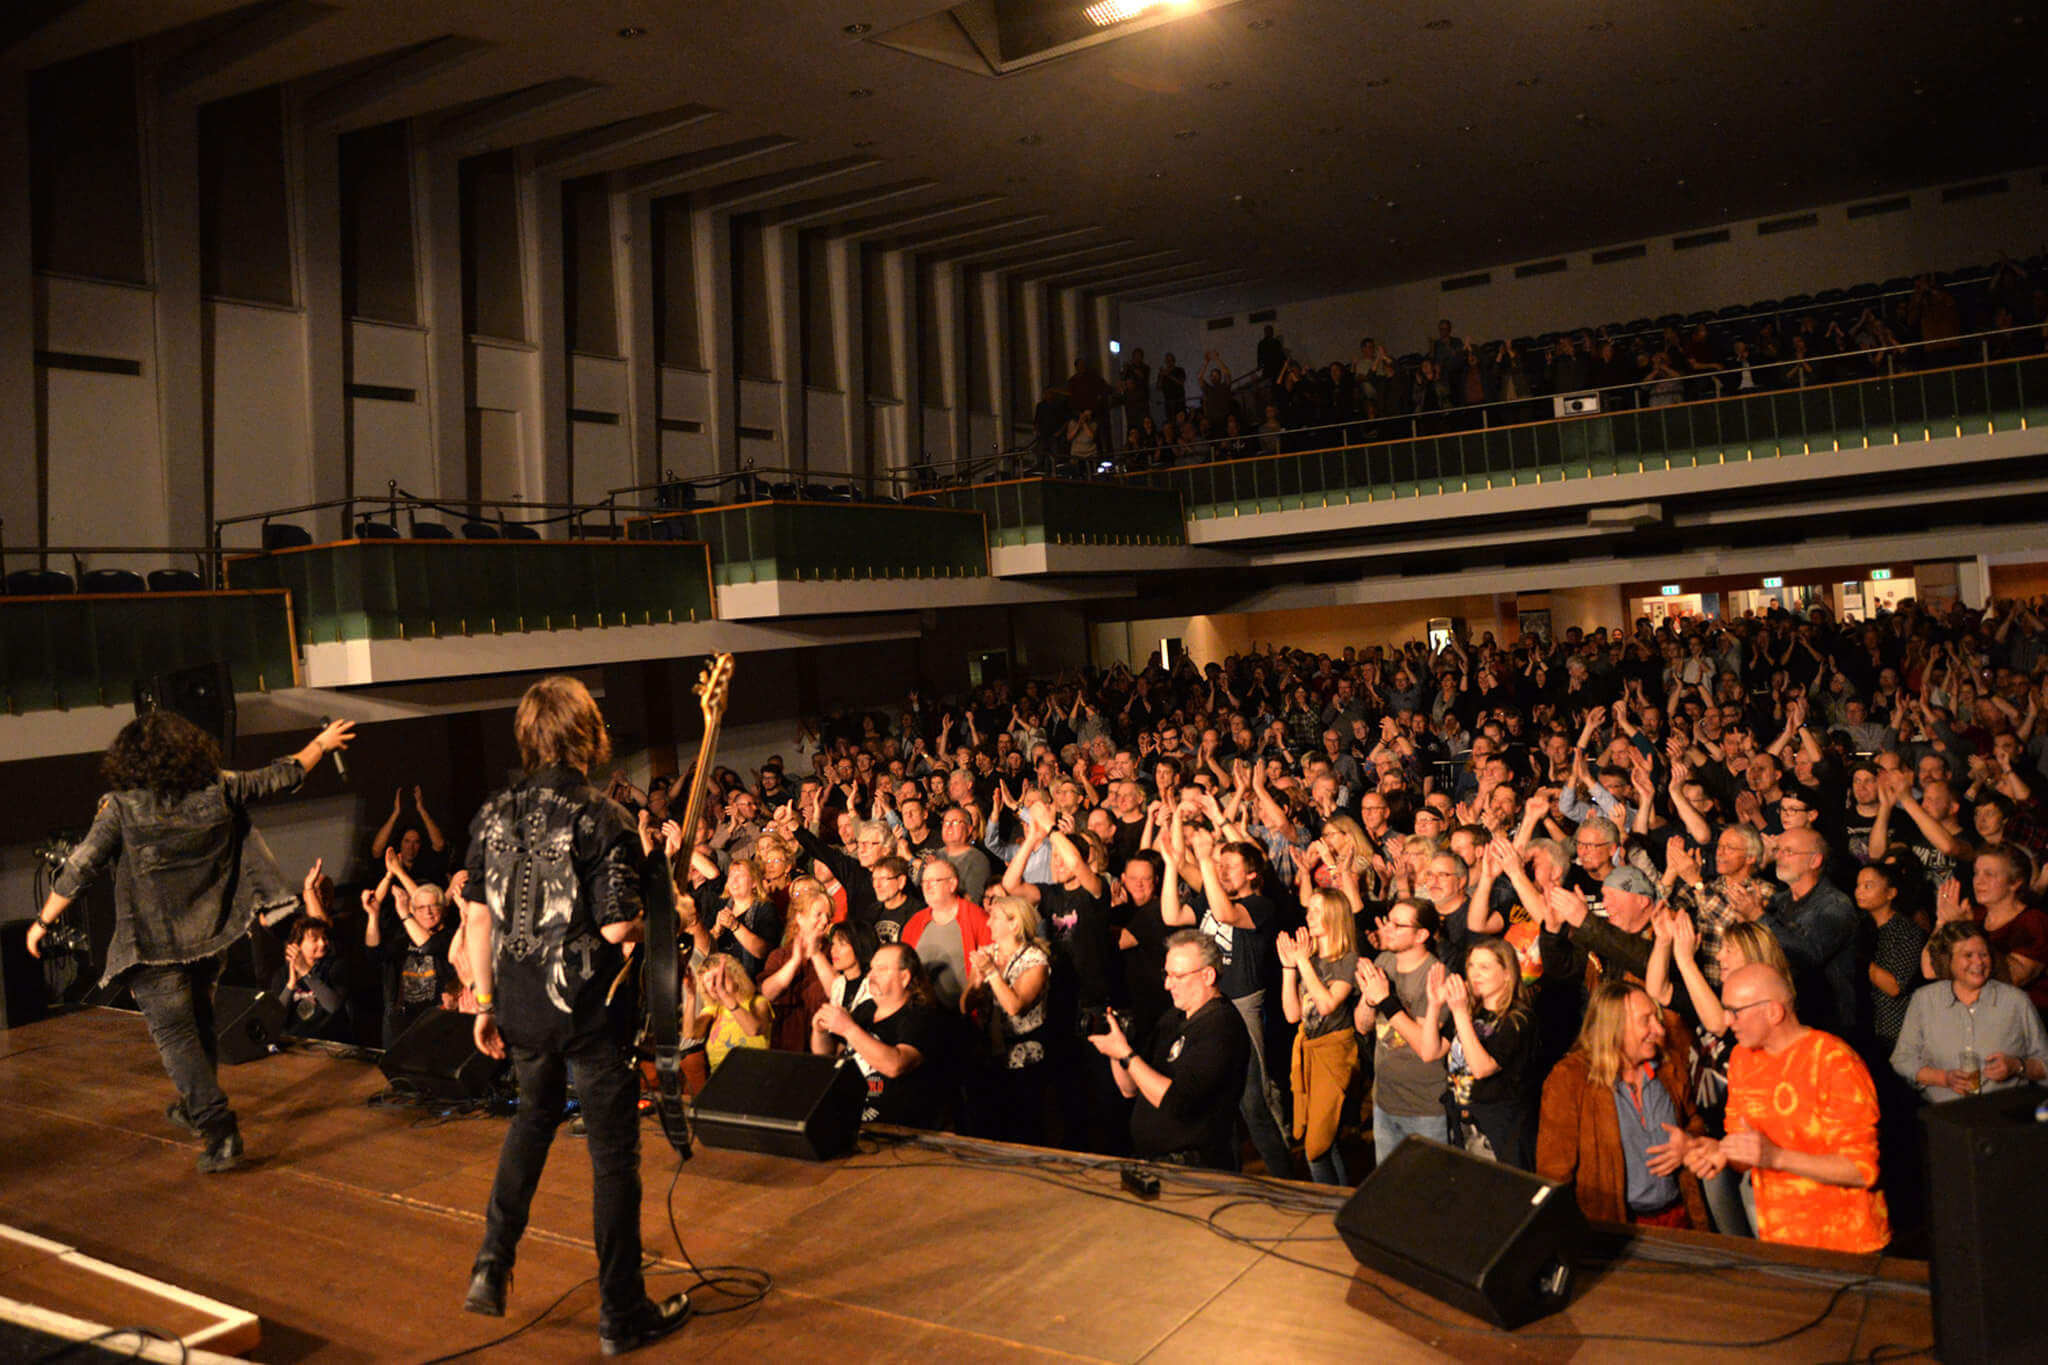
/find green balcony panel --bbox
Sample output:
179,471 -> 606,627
938,478 -> 1187,549
627,501 -> 987,587
225,538 -> 714,646
1,590 -> 297,715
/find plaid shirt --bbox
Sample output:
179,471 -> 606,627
1669,875 -> 1757,989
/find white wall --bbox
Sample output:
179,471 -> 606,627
570,353 -> 632,508
349,320 -> 432,503
41,276 -> 168,564
210,301 -> 312,527
1120,167 -> 2048,375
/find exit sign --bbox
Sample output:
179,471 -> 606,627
1871,568 -> 1893,581
1762,576 -> 1783,589
1660,585 -> 1681,596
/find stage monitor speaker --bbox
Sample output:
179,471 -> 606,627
692,1049 -> 865,1161
379,1007 -> 505,1100
1,921 -> 51,1028
1335,1136 -> 1584,1329
1920,1083 -> 2048,1365
133,661 -> 237,754
213,985 -> 287,1065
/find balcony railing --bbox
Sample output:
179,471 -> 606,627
223,539 -> 715,646
627,501 -> 989,586
0,589 -> 298,714
929,478 -> 1188,549
1128,351 -> 2048,520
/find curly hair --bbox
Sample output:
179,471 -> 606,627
102,710 -> 221,796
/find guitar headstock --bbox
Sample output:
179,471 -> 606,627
696,653 -> 736,724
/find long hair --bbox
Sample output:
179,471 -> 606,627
985,895 -> 1048,957
1464,935 -> 1532,1018
888,942 -> 938,1008
1723,921 -> 1791,978
1306,889 -> 1357,958
1573,980 -> 1653,1088
514,675 -> 611,773
102,710 -> 221,797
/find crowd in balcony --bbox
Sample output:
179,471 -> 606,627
255,589 -> 2048,1258
1029,253 -> 2048,472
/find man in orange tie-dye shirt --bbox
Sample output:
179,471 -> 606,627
1681,963 -> 1890,1254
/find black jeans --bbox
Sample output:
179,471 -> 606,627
478,1035 -> 646,1323
129,956 -> 232,1137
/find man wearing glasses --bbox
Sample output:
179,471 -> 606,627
1680,964 -> 1889,1253
1760,827 -> 1858,1037
1088,930 -> 1250,1170
1354,898 -> 1451,1163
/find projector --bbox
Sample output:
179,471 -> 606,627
1553,392 -> 1601,418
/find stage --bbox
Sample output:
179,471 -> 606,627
0,1008 -> 1933,1362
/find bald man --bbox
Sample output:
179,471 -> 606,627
1681,964 -> 1889,1253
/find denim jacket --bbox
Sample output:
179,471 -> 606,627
55,758 -> 306,984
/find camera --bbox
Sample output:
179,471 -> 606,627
1076,1006 -> 1132,1039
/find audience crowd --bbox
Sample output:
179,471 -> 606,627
265,591 -> 2048,1257
1030,254 -> 2048,471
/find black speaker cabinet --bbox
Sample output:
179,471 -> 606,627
1335,1136 -> 1584,1329
1921,1084 -> 2048,1365
379,1007 -> 505,1100
692,1049 -> 865,1161
213,985 -> 287,1065
133,661 -> 237,754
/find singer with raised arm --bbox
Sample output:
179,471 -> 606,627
26,710 -> 354,1174
456,675 -> 690,1357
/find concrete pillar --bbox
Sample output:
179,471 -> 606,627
692,207 -> 736,473
766,224 -> 805,473
294,107 -> 348,540
414,138 -> 467,503
142,67 -> 206,548
524,156 -> 569,519
827,236 -> 864,478
614,189 -> 659,489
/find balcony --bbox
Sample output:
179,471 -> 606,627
0,589 -> 297,716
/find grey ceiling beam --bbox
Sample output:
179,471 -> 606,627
871,213 -> 1049,254
611,134 -> 800,195
1029,250 -> 1184,289
977,240 -> 1134,274
693,157 -> 881,212
1066,262 -> 1227,294
428,77 -> 607,154
761,179 -> 937,229
2,1 -> 90,57
829,195 -> 1008,241
536,104 -> 720,174
159,0 -> 340,97
930,225 -> 1104,266
302,34 -> 495,131
1102,269 -> 1254,301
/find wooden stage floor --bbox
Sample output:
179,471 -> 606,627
1,1008 -> 1934,1363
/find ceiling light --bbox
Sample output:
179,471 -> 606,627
1149,171 -> 1165,179
1174,128 -> 1199,140
1207,79 -> 1232,90
843,22 -> 871,35
1364,77 -> 1390,87
1586,20 -> 1615,31
1246,17 -> 1274,30
1514,76 -> 1542,88
852,139 -> 875,148
1425,19 -> 1453,30
846,87 -> 874,98
1018,133 -> 1041,145
1085,0 -> 1182,27
1456,123 -> 1474,133
616,25 -> 646,38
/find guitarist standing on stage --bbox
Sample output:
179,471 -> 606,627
459,675 -> 690,1357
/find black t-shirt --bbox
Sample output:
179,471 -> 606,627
1449,1002 -> 1536,1107
850,999 -> 942,1128
375,910 -> 457,1026
1041,881 -> 1118,1010
1130,995 -> 1252,1168
1199,888 -> 1277,1000
1119,896 -> 1174,1041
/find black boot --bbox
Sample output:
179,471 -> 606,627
463,1258 -> 511,1317
196,1118 -> 243,1174
598,1293 -> 690,1356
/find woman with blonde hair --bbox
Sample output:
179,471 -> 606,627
688,953 -> 770,1072
758,889 -> 834,1051
1279,889 -> 1359,1185
964,894 -> 1053,1143
1418,935 -> 1538,1167
1645,911 -> 1786,1236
